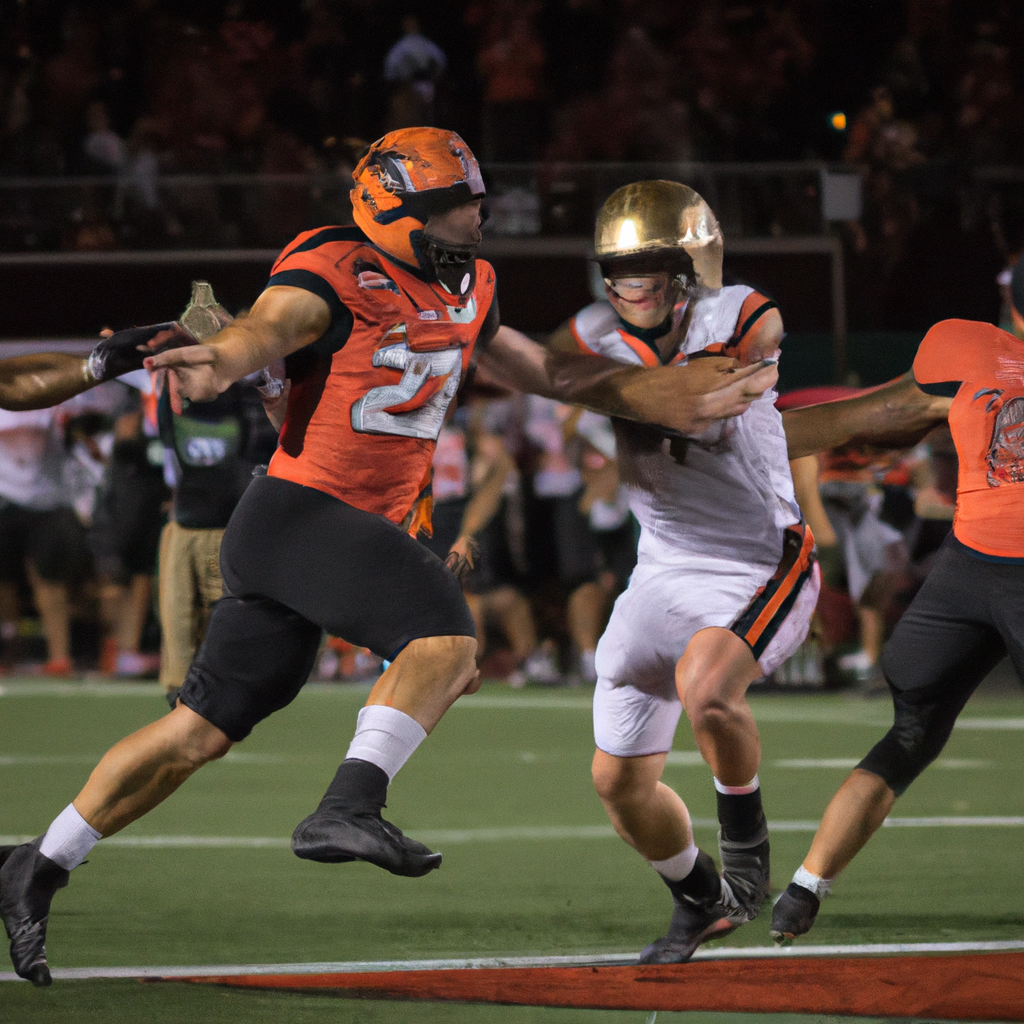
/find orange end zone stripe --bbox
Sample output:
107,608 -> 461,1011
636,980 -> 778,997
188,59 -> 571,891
163,950 -> 1024,1020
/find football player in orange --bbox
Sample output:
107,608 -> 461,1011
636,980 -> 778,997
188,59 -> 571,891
0,128 -> 782,987
770,261 -> 1024,945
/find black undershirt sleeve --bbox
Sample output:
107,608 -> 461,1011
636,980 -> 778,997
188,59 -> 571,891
266,268 -> 354,357
914,374 -> 962,398
474,293 -> 500,351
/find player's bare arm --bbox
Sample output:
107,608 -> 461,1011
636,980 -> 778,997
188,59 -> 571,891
0,322 -> 193,412
782,372 -> 951,460
0,352 -> 98,411
145,285 -> 330,414
445,433 -> 514,580
481,324 -> 779,436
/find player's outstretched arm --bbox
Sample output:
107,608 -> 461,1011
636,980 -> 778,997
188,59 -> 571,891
0,323 -> 194,411
0,352 -> 98,411
145,286 -> 330,414
782,372 -> 951,460
481,324 -> 779,435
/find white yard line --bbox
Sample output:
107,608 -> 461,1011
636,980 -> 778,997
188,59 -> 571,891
772,758 -> 993,769
0,752 -> 1001,769
4,941 -> 1024,983
1,680 -> 1022,729
4,815 -> 1024,851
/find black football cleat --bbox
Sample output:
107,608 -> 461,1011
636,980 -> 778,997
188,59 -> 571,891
718,819 -> 771,924
638,850 -> 737,965
0,841 -> 70,986
291,808 -> 442,877
769,882 -> 821,945
637,896 -> 736,964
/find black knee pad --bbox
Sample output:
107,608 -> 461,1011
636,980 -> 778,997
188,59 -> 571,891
856,678 -> 961,796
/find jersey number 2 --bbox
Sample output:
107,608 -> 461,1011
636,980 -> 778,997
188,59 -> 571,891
350,342 -> 463,440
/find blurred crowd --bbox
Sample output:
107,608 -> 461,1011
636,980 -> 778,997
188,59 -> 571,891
1,2 -> 1023,263
0,0 -> 1017,688
0,367 -> 957,693
3,0 -> 1023,173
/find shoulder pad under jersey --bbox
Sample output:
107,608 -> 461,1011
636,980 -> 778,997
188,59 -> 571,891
571,302 -> 637,360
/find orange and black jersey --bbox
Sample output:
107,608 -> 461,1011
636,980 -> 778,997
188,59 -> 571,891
914,319 -> 1024,561
264,225 -> 498,528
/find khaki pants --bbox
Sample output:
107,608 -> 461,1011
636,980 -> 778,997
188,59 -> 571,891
158,521 -> 225,692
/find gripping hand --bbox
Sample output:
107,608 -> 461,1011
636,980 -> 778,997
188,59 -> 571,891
86,322 -> 196,383
86,280 -> 235,384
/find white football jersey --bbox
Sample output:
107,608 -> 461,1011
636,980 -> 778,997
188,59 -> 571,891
570,287 -> 800,568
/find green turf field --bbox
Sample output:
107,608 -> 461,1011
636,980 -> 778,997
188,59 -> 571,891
1,674 -> 1022,1023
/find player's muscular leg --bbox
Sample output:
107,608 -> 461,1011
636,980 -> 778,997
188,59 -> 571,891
72,705 -> 233,836
290,635 -> 476,877
678,627 -> 770,922
770,768 -> 895,944
804,768 -> 896,880
592,750 -> 692,860
676,627 -> 762,784
364,634 -> 479,733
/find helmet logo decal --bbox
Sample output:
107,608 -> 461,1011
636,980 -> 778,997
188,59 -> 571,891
375,154 -> 416,194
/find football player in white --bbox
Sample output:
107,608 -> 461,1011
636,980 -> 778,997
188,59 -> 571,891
543,181 -> 818,962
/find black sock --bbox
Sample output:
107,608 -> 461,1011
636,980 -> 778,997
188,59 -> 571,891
716,786 -> 766,844
318,759 -> 388,815
663,849 -> 721,905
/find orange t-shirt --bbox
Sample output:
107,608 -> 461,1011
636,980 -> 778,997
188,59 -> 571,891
913,318 -> 1024,559
265,226 -> 497,528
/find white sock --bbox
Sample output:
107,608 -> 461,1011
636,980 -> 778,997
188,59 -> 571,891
792,864 -> 832,899
345,705 -> 427,782
648,841 -> 699,882
714,774 -> 760,795
39,804 -> 101,871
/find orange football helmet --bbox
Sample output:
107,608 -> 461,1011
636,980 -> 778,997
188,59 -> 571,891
351,127 -> 485,285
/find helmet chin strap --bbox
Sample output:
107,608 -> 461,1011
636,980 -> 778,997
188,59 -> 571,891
422,233 -> 478,299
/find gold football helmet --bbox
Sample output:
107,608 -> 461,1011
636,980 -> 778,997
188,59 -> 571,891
594,180 -> 723,290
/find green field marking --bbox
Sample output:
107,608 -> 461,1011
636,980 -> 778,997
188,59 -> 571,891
772,757 -> 994,769
0,752 -> 1000,768
2,677 -> 1022,1014
663,751 -> 705,765
5,814 -> 1024,851
2,677 -> 1020,727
